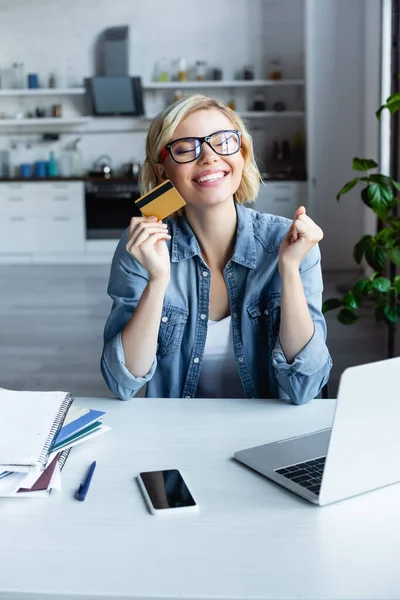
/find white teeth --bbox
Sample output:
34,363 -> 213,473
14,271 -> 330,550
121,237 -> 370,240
196,172 -> 226,183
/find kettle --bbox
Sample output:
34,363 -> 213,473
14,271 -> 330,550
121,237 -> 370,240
91,154 -> 113,179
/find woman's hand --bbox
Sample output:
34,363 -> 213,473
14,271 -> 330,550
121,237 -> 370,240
279,206 -> 323,274
126,216 -> 171,284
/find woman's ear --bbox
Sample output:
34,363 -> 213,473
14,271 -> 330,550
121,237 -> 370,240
155,163 -> 167,184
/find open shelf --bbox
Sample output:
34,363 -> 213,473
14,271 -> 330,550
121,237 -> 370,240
0,117 -> 91,128
0,88 -> 85,96
144,79 -> 305,90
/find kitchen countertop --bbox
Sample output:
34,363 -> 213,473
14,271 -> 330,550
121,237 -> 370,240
0,176 -> 141,183
0,173 -> 308,183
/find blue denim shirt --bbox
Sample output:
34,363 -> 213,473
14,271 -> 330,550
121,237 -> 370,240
101,203 -> 332,403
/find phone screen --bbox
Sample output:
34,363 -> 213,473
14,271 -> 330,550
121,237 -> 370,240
139,469 -> 196,510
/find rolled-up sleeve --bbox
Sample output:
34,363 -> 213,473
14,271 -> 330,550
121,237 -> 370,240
271,245 -> 333,404
101,230 -> 157,400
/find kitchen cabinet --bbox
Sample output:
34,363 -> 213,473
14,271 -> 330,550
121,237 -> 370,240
0,182 -> 85,257
249,181 -> 306,220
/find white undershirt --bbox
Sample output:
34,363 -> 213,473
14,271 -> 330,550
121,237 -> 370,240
195,316 -> 246,399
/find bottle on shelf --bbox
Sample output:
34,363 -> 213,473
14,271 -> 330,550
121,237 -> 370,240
195,61 -> 207,81
70,138 -> 83,176
178,57 -> 188,82
47,150 -> 59,177
269,59 -> 282,80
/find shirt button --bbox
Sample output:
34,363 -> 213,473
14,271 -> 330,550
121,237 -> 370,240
161,316 -> 168,323
227,272 -> 232,278
193,357 -> 200,364
232,313 -> 238,319
202,270 -> 208,277
264,309 -> 269,316
200,313 -> 207,320
238,357 -> 244,363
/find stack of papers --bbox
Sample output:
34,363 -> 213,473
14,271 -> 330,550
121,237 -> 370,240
0,388 -> 111,498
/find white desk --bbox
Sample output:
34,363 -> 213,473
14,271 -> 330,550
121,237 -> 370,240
1,397 -> 399,600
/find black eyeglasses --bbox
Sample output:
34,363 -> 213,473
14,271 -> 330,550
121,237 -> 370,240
159,129 -> 242,164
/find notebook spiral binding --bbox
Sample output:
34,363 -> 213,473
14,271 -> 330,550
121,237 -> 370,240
57,447 -> 71,471
38,393 -> 74,470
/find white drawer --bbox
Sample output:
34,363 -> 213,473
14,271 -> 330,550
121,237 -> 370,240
252,182 -> 300,219
0,215 -> 37,253
36,215 -> 85,253
35,182 -> 84,216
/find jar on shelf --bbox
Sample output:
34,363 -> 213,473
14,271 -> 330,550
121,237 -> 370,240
12,63 -> 24,89
173,90 -> 183,103
269,59 -> 282,80
178,57 -> 188,81
158,58 -> 169,81
243,65 -> 254,80
251,92 -> 265,111
195,61 -> 207,81
227,98 -> 236,111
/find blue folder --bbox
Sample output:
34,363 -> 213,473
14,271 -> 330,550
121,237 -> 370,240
54,409 -> 105,445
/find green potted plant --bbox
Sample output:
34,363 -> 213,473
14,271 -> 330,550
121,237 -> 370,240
322,93 -> 400,357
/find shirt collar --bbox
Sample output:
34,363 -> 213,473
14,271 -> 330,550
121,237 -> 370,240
170,202 -> 257,269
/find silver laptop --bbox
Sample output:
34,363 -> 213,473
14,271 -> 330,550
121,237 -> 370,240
234,357 -> 400,506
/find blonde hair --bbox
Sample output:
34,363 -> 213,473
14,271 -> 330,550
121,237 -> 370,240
140,94 -> 260,204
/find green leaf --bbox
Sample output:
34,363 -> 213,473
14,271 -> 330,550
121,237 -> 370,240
338,308 -> 358,325
376,228 -> 395,245
376,105 -> 385,120
352,279 -> 370,303
392,180 -> 400,192
365,245 -> 387,271
371,277 -> 391,293
352,157 -> 378,171
343,290 -> 358,310
322,298 -> 342,313
386,97 -> 400,114
384,304 -> 398,324
368,174 -> 392,186
336,178 -> 359,200
395,275 -> 400,294
353,235 -> 373,264
367,183 -> 394,219
388,247 -> 400,265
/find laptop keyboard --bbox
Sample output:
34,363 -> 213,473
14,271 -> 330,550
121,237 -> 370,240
274,456 -> 326,495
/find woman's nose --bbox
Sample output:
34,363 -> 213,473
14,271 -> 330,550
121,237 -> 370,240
198,142 -> 217,163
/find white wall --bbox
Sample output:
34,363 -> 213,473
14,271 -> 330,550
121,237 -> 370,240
306,0 -> 368,271
0,0 -> 305,173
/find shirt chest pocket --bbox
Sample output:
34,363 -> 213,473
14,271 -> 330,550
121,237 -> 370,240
247,294 -> 281,346
157,305 -> 189,356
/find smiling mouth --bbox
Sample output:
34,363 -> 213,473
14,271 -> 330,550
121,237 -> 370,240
193,171 -> 228,184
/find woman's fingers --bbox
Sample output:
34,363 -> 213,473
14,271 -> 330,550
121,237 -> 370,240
140,232 -> 171,251
129,215 -> 159,235
131,226 -> 170,249
129,223 -> 168,247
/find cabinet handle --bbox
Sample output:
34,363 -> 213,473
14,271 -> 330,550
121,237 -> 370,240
275,197 -> 291,203
10,216 -> 25,222
53,196 -> 69,202
53,216 -> 70,221
8,197 -> 24,202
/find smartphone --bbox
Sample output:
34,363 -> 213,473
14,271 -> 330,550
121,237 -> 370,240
138,469 -> 198,515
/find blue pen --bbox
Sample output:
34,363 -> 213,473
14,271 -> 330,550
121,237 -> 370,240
75,461 -> 96,501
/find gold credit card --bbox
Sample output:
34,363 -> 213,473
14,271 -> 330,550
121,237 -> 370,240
135,180 -> 186,220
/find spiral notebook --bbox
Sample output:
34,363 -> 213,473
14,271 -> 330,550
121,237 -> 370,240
0,388 -> 74,473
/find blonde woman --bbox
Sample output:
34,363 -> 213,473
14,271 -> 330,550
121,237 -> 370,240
101,94 -> 332,402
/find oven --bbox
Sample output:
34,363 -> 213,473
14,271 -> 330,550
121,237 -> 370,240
85,179 -> 142,240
